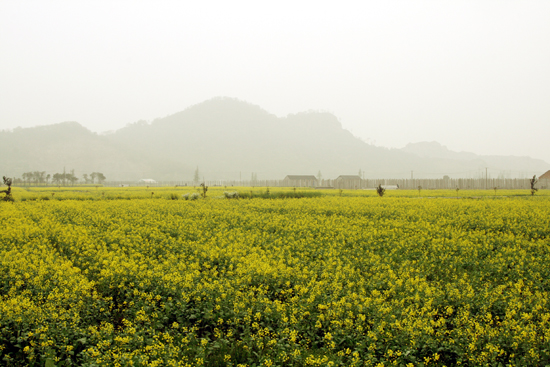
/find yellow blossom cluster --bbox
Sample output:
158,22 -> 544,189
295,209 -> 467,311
11,185 -> 550,202
1,192 -> 549,366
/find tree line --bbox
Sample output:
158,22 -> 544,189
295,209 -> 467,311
13,170 -> 106,186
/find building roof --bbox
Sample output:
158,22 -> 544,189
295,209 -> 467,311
335,175 -> 362,180
284,175 -> 318,180
540,170 -> 550,180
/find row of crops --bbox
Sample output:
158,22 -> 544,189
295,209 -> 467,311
8,185 -> 550,201
1,192 -> 550,366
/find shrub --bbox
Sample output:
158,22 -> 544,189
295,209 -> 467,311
376,184 -> 386,197
1,176 -> 13,202
224,191 -> 239,199
182,193 -> 199,200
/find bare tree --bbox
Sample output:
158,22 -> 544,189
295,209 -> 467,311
530,175 -> 538,196
376,184 -> 386,197
200,182 -> 208,198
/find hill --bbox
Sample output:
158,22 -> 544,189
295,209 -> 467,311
1,97 -> 548,181
0,122 -> 144,181
401,141 -> 549,177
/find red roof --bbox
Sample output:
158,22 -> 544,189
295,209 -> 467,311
540,170 -> 550,180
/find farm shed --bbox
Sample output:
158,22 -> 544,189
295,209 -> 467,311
539,170 -> 550,189
334,175 -> 362,189
283,175 -> 318,187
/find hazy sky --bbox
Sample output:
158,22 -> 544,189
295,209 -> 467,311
1,1 -> 550,163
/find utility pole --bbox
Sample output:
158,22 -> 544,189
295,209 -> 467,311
486,167 -> 488,189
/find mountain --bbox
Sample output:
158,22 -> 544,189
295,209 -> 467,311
401,142 -> 549,177
1,97 -> 548,181
0,122 -> 145,181
402,141 -> 479,161
107,98 -> 387,179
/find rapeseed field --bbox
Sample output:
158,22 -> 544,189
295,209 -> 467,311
1,190 -> 549,366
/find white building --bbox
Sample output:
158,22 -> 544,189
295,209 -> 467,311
138,179 -> 157,184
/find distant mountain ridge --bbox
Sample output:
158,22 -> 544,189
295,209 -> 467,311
0,121 -> 144,180
401,141 -> 479,161
401,141 -> 548,176
1,97 -> 548,181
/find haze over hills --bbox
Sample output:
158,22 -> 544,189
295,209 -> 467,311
1,97 -> 548,182
0,122 -> 144,180
400,142 -> 548,177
